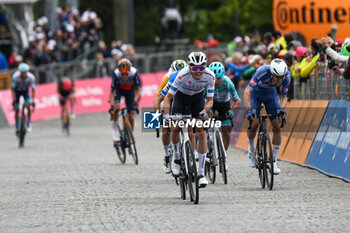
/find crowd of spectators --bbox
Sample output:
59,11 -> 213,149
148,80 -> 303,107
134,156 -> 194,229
200,30 -> 350,100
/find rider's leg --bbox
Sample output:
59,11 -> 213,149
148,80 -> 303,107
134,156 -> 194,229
162,127 -> 172,157
112,103 -> 120,144
26,102 -> 32,127
221,126 -> 232,151
15,109 -> 19,131
188,127 -> 197,153
270,119 -> 282,161
127,113 -> 135,131
247,119 -> 258,152
170,125 -> 181,159
196,126 -> 207,176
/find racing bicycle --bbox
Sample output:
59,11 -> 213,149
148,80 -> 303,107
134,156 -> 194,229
110,107 -> 139,165
17,100 -> 34,148
248,110 -> 285,190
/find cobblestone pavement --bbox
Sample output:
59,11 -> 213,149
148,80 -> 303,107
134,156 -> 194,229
0,112 -> 349,233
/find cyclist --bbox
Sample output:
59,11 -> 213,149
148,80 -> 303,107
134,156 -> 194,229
208,62 -> 241,154
58,77 -> 75,128
163,51 -> 215,188
154,59 -> 188,174
11,63 -> 35,134
110,58 -> 141,150
244,58 -> 291,174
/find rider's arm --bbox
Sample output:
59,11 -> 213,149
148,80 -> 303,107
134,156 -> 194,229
134,72 -> 142,103
153,95 -> 164,111
157,75 -> 169,95
30,76 -> 35,104
279,71 -> 291,109
244,87 -> 253,109
163,92 -> 174,115
227,77 -> 241,111
204,97 -> 213,113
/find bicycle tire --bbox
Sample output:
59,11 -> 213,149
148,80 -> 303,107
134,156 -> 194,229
205,143 -> 216,184
115,126 -> 126,164
18,109 -> 26,148
179,167 -> 186,200
125,124 -> 138,165
257,136 -> 265,189
215,131 -> 227,184
185,141 -> 199,204
264,134 -> 274,190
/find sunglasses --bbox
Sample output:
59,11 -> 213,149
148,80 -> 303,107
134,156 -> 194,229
121,72 -> 129,76
190,66 -> 205,72
273,75 -> 284,80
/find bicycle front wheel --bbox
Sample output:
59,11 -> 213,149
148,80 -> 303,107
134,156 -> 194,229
125,124 -> 138,165
264,134 -> 274,190
18,111 -> 26,148
257,136 -> 265,189
215,131 -> 227,184
185,141 -> 199,204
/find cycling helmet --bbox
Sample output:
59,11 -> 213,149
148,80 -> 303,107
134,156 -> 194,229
118,58 -> 132,73
171,59 -> 187,71
270,58 -> 287,77
187,51 -> 207,67
208,62 -> 225,79
18,63 -> 29,72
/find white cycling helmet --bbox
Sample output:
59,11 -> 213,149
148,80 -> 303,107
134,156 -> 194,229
187,51 -> 207,67
270,58 -> 287,77
18,63 -> 30,72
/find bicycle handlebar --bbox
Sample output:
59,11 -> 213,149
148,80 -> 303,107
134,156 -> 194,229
248,112 -> 286,130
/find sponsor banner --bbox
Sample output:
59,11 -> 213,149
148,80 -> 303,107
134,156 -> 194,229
0,71 -> 167,125
305,100 -> 350,180
273,0 -> 350,44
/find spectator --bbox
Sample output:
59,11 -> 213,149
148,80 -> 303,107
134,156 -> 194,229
0,50 -> 8,70
226,52 -> 249,89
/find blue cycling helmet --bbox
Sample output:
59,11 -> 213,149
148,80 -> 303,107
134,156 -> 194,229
209,62 -> 225,79
18,63 -> 30,72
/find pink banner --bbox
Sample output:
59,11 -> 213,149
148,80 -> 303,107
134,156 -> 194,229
0,71 -> 167,125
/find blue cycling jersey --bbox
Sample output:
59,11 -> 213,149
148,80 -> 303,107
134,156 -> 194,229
247,65 -> 291,96
160,71 -> 179,97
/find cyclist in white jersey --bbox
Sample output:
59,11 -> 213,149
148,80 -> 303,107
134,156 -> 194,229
11,63 -> 36,134
163,51 -> 215,188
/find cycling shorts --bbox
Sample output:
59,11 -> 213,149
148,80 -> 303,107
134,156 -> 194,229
114,88 -> 137,114
171,91 -> 204,119
250,88 -> 280,120
14,91 -> 31,110
211,101 -> 232,127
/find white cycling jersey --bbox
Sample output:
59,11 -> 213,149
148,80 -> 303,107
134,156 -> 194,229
11,71 -> 36,92
168,66 -> 215,97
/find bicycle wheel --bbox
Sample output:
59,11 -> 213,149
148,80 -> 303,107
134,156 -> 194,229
264,134 -> 274,190
215,131 -> 227,184
125,124 -> 138,165
179,158 -> 186,200
18,109 -> 26,148
256,136 -> 265,189
205,140 -> 216,184
115,125 -> 126,164
185,141 -> 199,204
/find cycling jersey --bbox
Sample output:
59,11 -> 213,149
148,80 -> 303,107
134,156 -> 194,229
247,65 -> 291,119
160,71 -> 179,97
168,67 -> 215,97
111,66 -> 141,113
214,76 -> 239,103
111,66 -> 141,92
11,71 -> 35,92
58,78 -> 75,98
248,65 -> 291,96
157,70 -> 172,95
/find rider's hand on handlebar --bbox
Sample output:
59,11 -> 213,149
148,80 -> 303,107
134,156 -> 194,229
226,110 -> 234,119
278,108 -> 287,118
31,102 -> 36,109
199,109 -> 209,121
246,109 -> 256,121
163,114 -> 170,127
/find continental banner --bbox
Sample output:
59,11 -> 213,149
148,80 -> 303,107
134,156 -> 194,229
273,0 -> 350,44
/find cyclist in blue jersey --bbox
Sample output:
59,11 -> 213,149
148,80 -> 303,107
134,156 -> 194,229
110,58 -> 141,150
11,63 -> 36,134
244,58 -> 291,174
153,59 -> 187,173
208,62 -> 241,153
